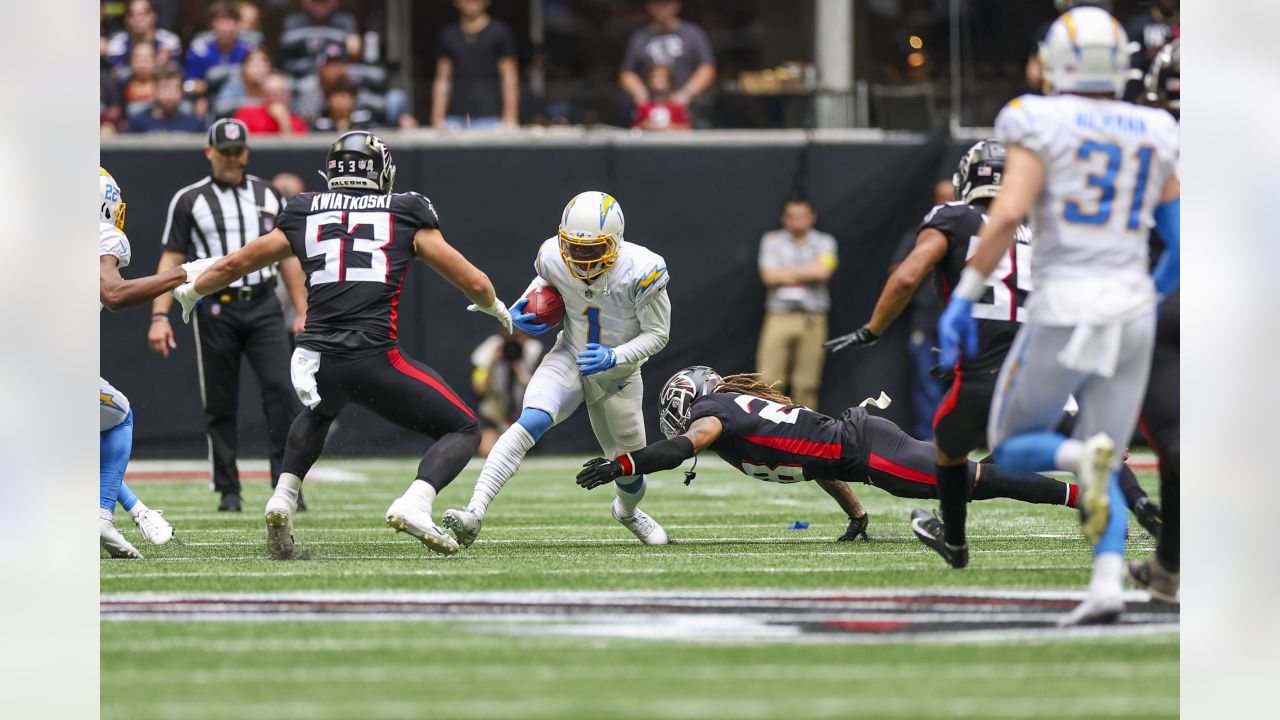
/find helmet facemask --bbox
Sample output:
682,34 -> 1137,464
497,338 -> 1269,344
99,168 -> 127,231
557,229 -> 619,280
658,366 -> 722,439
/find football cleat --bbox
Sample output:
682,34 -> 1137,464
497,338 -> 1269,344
219,493 -> 242,512
101,516 -> 143,559
910,508 -> 968,569
133,508 -> 174,545
1127,556 -> 1179,603
387,497 -> 459,556
1057,592 -> 1123,627
264,494 -> 299,560
1132,496 -> 1163,539
1077,433 -> 1115,544
611,498 -> 669,545
441,507 -> 483,549
836,513 -> 870,542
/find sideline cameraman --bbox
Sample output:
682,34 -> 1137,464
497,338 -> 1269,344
470,330 -> 542,457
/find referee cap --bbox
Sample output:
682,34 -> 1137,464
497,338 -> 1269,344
208,118 -> 249,151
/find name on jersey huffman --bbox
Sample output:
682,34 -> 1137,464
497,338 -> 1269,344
309,193 -> 394,212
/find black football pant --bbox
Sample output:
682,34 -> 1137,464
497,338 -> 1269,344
193,291 -> 300,497
1140,292 -> 1180,571
281,348 -> 479,491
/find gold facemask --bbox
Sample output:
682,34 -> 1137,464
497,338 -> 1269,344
113,201 -> 127,231
558,229 -> 618,280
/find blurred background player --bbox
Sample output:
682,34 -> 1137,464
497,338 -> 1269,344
444,191 -> 673,547
172,131 -> 512,559
99,167 -> 208,557
937,7 -> 1179,625
470,329 -> 543,457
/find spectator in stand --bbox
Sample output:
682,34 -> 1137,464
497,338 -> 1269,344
119,43 -> 160,120
101,68 -> 125,135
631,65 -> 691,131
470,329 -> 543,457
126,66 -> 205,134
432,0 -> 519,130
185,1 -> 255,99
619,0 -> 715,117
278,0 -> 361,79
236,1 -> 263,47
232,72 -> 308,135
312,75 -> 376,132
214,46 -> 272,118
104,0 -> 182,69
295,47 -> 409,127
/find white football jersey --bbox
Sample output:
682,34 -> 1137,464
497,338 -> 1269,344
532,237 -> 669,355
99,221 -> 131,310
995,93 -> 1178,323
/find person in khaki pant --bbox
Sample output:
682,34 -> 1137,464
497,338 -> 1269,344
756,199 -> 838,410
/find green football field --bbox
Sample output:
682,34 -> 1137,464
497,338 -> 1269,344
101,455 -> 1178,720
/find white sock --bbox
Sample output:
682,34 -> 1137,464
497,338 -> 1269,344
272,473 -> 303,509
467,424 -> 536,517
127,500 -> 150,519
1088,552 -> 1125,596
405,479 -> 437,516
614,475 -> 647,518
1054,439 -> 1083,474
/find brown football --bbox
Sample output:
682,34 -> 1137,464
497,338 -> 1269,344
525,285 -> 566,328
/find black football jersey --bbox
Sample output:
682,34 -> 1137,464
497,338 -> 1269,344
924,202 -> 1032,374
275,189 -> 440,355
688,392 -> 854,482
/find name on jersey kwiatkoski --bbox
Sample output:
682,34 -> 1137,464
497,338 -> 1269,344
309,193 -> 394,212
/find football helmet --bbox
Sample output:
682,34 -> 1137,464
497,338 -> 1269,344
324,131 -> 396,193
1039,6 -> 1132,97
1144,40 -> 1179,117
99,167 -> 126,231
952,140 -> 1005,204
558,191 -> 623,280
658,365 -> 723,440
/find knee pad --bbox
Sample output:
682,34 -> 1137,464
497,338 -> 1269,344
516,408 -> 553,441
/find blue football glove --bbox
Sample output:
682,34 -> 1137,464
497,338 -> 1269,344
937,298 -> 978,370
509,297 -> 549,336
576,343 -> 616,376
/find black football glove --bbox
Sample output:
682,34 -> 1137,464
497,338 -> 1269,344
576,457 -> 623,489
823,324 -> 880,353
836,513 -> 870,542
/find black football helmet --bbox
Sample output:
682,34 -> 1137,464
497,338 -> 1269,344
952,139 -> 1006,204
658,366 -> 723,439
324,131 -> 396,193
1144,40 -> 1180,118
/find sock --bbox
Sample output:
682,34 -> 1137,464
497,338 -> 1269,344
1117,463 -> 1147,509
1093,469 -> 1129,557
614,475 -> 647,518
117,481 -> 141,514
1088,551 -> 1125,597
405,479 -> 437,516
973,464 -> 1075,506
935,463 -> 968,546
467,423 -> 536,517
1054,439 -> 1083,473
272,472 -> 303,510
100,411 -> 134,512
992,431 -> 1068,474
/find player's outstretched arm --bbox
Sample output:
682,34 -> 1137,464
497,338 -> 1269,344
414,228 -> 512,332
611,288 -> 672,366
814,478 -> 867,526
576,417 -> 723,489
1152,175 -> 1181,296
826,228 -> 947,352
192,229 -> 294,296
99,256 -> 187,311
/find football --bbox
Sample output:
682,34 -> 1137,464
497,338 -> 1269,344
525,285 -> 566,328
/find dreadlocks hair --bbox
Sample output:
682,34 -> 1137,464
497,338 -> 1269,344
715,373 -> 796,406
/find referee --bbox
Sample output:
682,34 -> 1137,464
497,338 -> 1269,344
147,118 -> 308,512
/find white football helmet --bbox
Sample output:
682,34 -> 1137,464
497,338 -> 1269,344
558,191 -> 624,280
99,167 -> 126,231
1039,6 -> 1132,97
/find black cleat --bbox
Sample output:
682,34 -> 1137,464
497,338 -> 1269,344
218,493 -> 242,512
1132,496 -> 1162,539
910,508 -> 968,569
836,514 -> 870,542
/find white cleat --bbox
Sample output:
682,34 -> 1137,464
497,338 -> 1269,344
1058,591 -> 1124,627
612,498 -> 669,545
264,494 -> 299,560
441,507 -> 483,549
101,517 -> 143,559
133,508 -> 174,545
1078,433 -> 1115,545
387,497 -> 459,556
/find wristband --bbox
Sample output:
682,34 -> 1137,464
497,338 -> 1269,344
953,266 -> 988,302
151,314 -> 170,323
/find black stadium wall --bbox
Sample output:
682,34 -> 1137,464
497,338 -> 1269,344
101,132 -> 974,458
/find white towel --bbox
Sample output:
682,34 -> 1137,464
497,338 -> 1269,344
859,391 -> 893,410
290,347 -> 323,409
1057,322 -> 1124,378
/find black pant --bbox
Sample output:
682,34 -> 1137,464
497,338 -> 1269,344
282,347 -> 479,491
1141,291 -> 1180,569
193,290 -> 300,496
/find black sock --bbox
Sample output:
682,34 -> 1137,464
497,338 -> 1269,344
935,463 -> 969,547
1156,447 -> 1179,572
1117,463 -> 1148,509
973,464 -> 1072,506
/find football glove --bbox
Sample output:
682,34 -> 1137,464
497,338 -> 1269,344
576,343 -> 616,376
937,298 -> 978,370
509,298 -> 549,336
180,257 -> 219,283
171,282 -> 203,324
823,323 -> 880,352
466,298 -> 514,333
576,457 -> 623,489
836,513 -> 870,542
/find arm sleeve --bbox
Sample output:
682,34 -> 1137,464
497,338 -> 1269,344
620,32 -> 646,74
99,226 -> 132,268
687,25 -> 715,66
757,233 -> 778,269
819,233 -> 838,270
1151,199 -> 1180,295
613,288 -> 670,365
497,24 -> 516,59
160,192 -> 193,255
616,436 -> 695,477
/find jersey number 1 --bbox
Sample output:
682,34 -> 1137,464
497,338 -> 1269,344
304,210 -> 392,285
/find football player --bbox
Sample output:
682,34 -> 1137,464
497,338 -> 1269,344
171,132 -> 512,558
100,167 -> 207,557
574,367 -> 1081,526
824,140 -> 1159,570
936,7 -> 1179,624
442,191 -> 672,546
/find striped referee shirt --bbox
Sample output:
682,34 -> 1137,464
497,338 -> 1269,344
160,174 -> 283,288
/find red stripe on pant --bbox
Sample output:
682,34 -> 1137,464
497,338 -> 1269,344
932,367 -> 963,430
868,453 -> 936,485
386,348 -> 476,419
